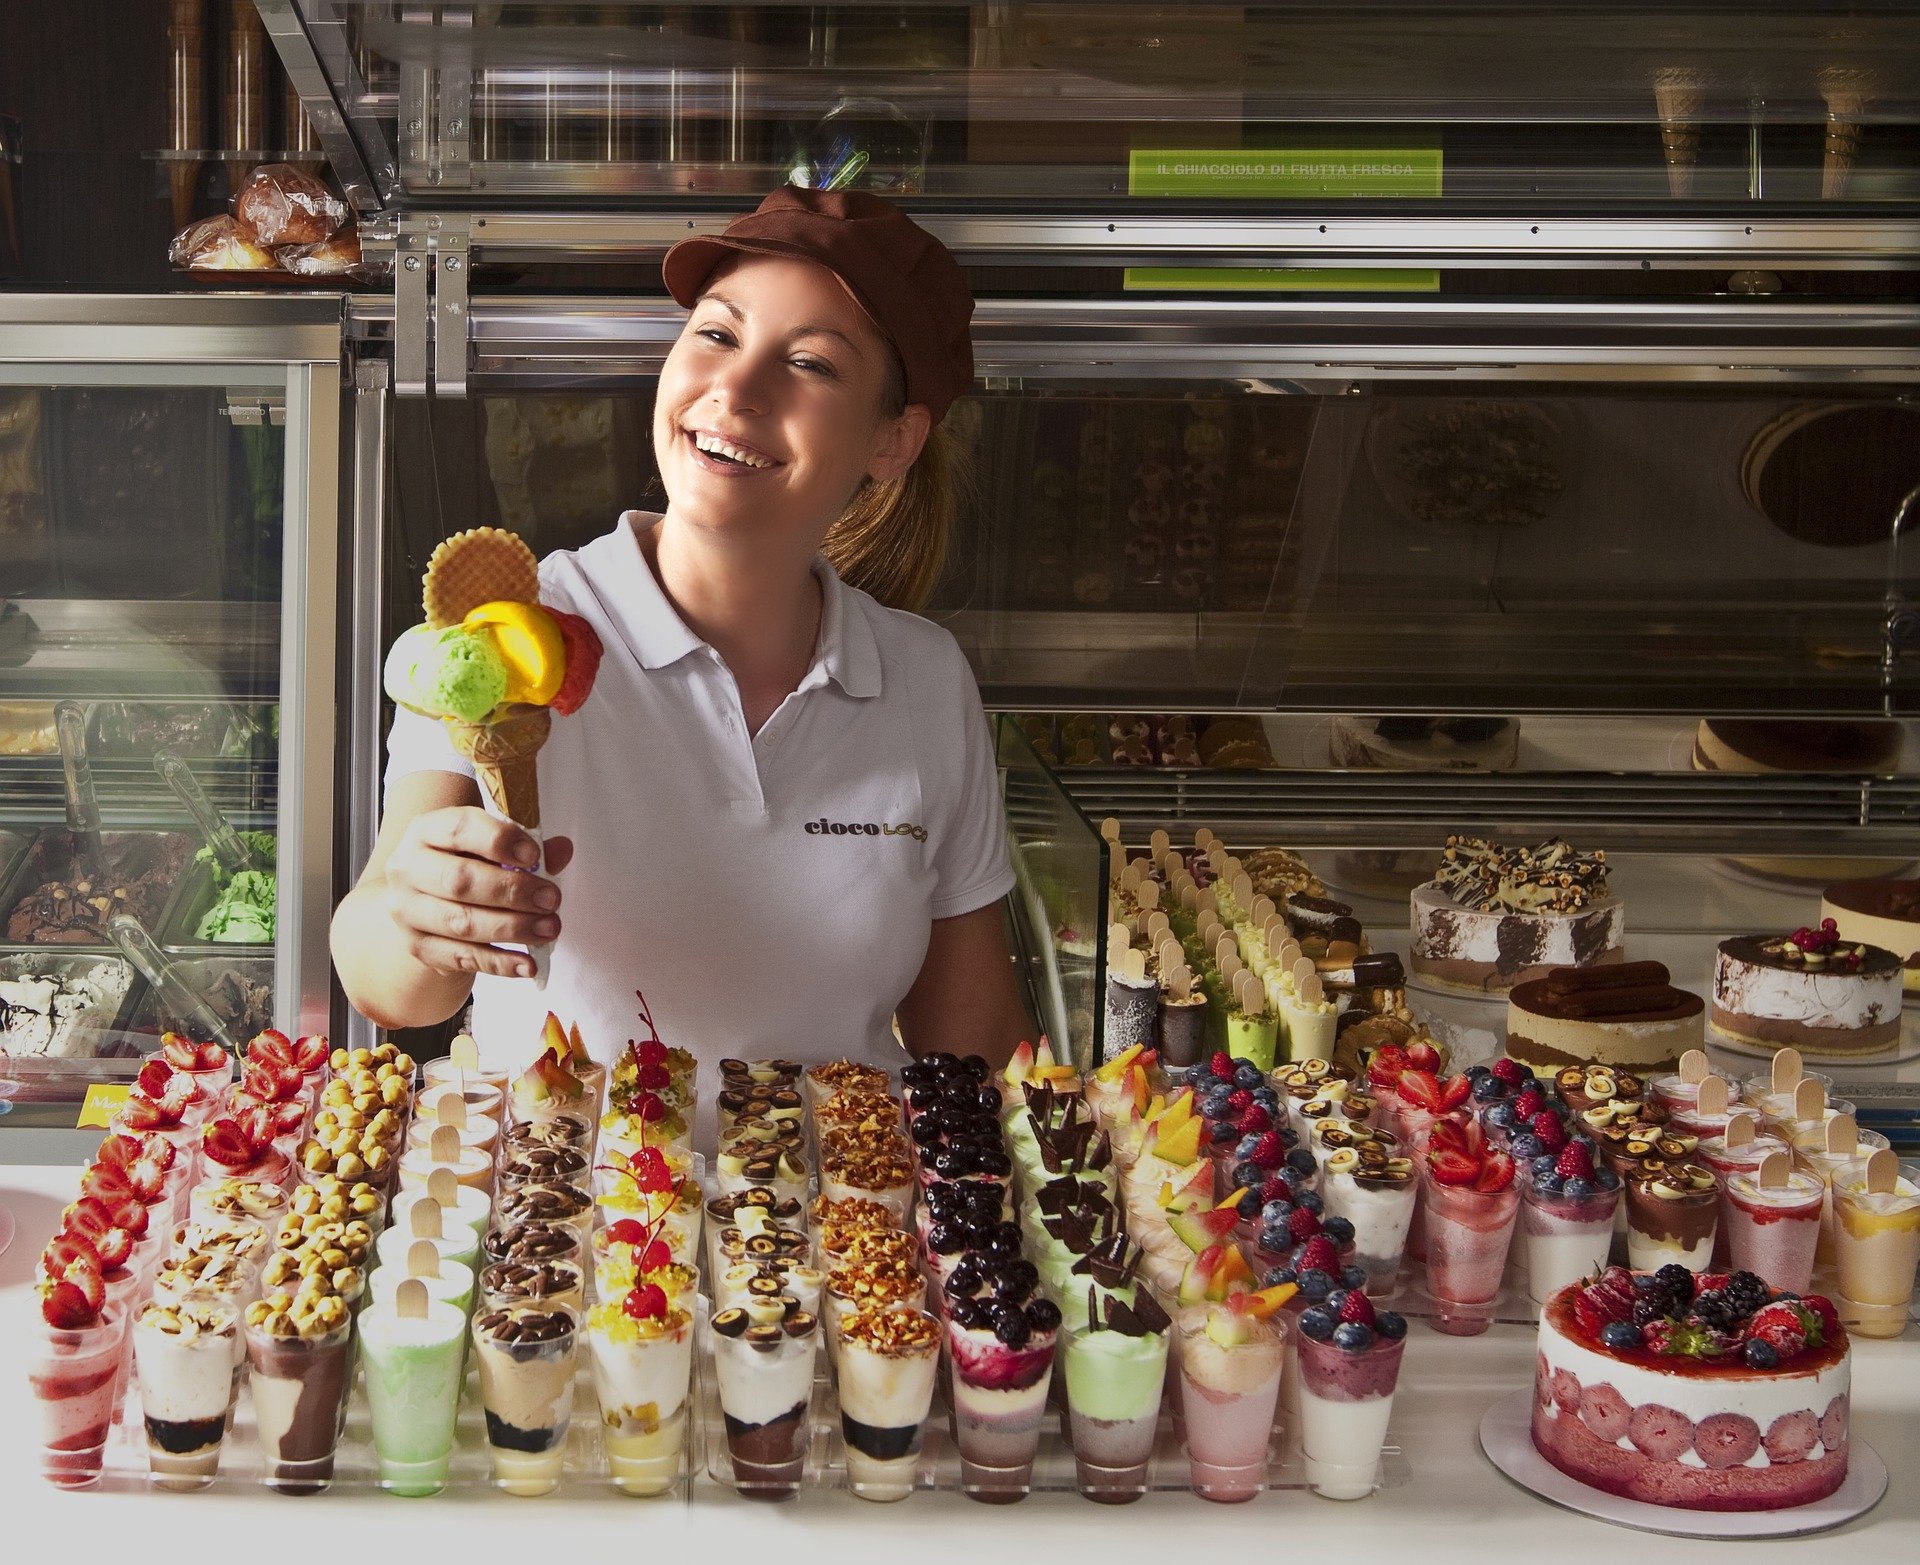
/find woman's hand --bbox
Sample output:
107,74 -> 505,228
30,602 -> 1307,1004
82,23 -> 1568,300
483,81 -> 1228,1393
381,806 -> 567,979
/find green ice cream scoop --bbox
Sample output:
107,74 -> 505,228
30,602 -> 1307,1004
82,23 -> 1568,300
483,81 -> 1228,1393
383,623 -> 508,723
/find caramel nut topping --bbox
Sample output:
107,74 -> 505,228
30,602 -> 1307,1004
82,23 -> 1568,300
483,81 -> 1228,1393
840,1306 -> 939,1354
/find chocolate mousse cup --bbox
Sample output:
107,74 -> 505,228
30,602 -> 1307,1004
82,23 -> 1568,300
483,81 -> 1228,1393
243,1307 -> 353,1493
712,1298 -> 822,1499
473,1305 -> 580,1496
1623,1164 -> 1719,1274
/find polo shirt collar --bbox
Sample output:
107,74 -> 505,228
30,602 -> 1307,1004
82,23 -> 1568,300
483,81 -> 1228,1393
594,512 -> 882,699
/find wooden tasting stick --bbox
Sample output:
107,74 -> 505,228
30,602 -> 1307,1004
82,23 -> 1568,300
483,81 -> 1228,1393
395,1277 -> 429,1320
1863,1147 -> 1899,1195
1770,1047 -> 1805,1094
1695,1075 -> 1729,1118
409,1197 -> 445,1241
407,1239 -> 443,1279
1757,1151 -> 1790,1190
1724,1112 -> 1758,1149
1678,1049 -> 1710,1085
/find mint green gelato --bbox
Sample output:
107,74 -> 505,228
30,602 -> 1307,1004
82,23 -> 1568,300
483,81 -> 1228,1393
1063,1325 -> 1169,1421
383,623 -> 507,723
196,869 -> 275,942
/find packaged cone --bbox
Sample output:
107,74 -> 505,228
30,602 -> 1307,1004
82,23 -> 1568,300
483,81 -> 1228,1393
448,704 -> 551,830
1652,69 -> 1704,198
1820,68 -> 1872,201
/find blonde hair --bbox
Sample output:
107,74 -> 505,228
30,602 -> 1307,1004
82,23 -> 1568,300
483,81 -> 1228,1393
822,348 -> 968,613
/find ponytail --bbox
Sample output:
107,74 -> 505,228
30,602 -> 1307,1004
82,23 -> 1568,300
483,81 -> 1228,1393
822,343 -> 970,614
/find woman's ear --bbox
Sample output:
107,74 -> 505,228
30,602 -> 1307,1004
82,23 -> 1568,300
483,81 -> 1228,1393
867,402 -> 933,486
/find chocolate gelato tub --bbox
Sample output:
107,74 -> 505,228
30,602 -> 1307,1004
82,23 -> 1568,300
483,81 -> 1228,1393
123,955 -> 274,1043
0,828 -> 194,951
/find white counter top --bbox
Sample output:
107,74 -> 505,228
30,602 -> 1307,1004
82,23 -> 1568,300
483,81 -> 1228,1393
2,1162 -> 1913,1563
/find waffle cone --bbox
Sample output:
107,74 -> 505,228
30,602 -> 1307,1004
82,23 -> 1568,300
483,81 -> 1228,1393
448,705 -> 551,829
422,527 -> 540,629
1653,72 -> 1703,199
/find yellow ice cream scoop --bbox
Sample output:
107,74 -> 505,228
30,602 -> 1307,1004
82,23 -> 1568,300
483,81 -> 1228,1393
463,600 -> 566,705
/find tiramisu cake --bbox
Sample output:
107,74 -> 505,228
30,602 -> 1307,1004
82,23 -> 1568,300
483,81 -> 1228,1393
1533,1266 -> 1850,1511
1710,922 -> 1904,1056
1821,878 -> 1920,995
1506,963 -> 1705,1076
1410,836 -> 1623,995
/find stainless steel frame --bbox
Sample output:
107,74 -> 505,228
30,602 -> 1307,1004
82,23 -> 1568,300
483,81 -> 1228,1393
0,295 -> 344,1045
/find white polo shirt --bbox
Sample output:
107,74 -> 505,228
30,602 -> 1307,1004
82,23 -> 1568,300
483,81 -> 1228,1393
383,513 -> 1014,1132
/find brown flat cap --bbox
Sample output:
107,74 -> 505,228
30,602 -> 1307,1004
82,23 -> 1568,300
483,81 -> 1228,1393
662,187 -> 974,423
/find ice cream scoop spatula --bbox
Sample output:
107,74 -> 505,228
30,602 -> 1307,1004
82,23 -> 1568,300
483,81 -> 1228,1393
54,699 -> 104,874
155,748 -> 255,874
109,912 -> 241,1055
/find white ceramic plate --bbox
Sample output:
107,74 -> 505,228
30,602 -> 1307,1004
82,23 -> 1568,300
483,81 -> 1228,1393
1479,1388 -> 1888,1539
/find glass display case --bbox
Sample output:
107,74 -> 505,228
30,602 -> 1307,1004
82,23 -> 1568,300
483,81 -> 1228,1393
0,297 -> 341,1124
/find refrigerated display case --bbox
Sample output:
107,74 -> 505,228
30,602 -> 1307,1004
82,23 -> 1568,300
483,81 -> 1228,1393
0,297 -> 341,1131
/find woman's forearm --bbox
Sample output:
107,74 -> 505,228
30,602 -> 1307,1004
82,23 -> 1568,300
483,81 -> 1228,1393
329,881 -> 474,1031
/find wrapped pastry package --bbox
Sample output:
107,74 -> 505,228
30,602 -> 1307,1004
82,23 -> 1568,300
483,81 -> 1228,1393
232,162 -> 345,247
167,214 -> 273,273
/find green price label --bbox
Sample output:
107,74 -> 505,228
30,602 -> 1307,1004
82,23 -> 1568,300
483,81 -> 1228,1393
1129,148 -> 1443,199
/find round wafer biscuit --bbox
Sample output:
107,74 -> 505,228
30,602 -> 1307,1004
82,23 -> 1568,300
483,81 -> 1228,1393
422,528 -> 540,628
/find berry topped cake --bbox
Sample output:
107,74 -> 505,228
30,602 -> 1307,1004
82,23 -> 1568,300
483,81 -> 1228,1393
1533,1265 -> 1849,1511
1410,835 -> 1623,995
1711,921 -> 1904,1056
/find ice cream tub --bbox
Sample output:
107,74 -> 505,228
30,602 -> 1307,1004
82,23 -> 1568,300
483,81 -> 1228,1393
158,836 -> 278,952
0,828 -> 196,954
0,952 -> 141,1094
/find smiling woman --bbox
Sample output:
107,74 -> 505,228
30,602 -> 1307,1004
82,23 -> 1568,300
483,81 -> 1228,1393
333,188 -> 1032,1138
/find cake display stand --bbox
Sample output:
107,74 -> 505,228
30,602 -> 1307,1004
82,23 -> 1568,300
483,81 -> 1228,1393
1478,1389 -> 1888,1539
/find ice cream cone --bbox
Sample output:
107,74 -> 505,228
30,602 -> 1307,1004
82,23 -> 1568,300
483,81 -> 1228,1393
1653,69 -> 1704,199
448,704 -> 551,830
1819,68 -> 1872,201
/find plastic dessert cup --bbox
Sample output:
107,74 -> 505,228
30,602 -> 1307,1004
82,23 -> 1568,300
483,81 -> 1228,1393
367,1265 -> 476,1314
1623,1169 -> 1719,1274
1723,1166 -> 1824,1293
373,1221 -> 480,1276
1421,1180 -> 1520,1335
1321,1167 -> 1417,1296
405,1114 -> 501,1158
473,1304 -> 580,1496
1176,1308 -> 1285,1502
837,1306 -> 942,1502
358,1293 -> 470,1495
1797,1130 -> 1893,1267
587,1299 -> 695,1496
414,1079 -> 504,1126
1063,1319 -> 1169,1503
398,1140 -> 494,1195
1830,1157 -> 1920,1339
480,1258 -> 586,1316
243,1305 -> 354,1493
133,1295 -> 240,1489
1296,1328 -> 1405,1500
946,1314 -> 1058,1502
30,1304 -> 128,1488
711,1300 -> 822,1499
1520,1174 -> 1620,1307
203,1145 -> 293,1191
390,1182 -> 493,1246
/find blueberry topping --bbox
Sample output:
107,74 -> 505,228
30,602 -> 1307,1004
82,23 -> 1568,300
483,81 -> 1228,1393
1510,1133 -> 1543,1160
1231,1161 -> 1262,1190
1262,1265 -> 1298,1288
1485,1103 -> 1518,1132
1332,1322 -> 1374,1351
1286,1149 -> 1318,1178
1298,1306 -> 1337,1341
1373,1310 -> 1407,1340
1341,1264 -> 1369,1290
1744,1339 -> 1779,1369
1295,1190 -> 1324,1215
1323,1288 -> 1348,1316
1235,1187 -> 1262,1217
1599,1321 -> 1643,1351
1530,1153 -> 1560,1180
1260,1199 -> 1291,1226
1234,1062 -> 1263,1090
1297,1268 -> 1334,1300
1321,1216 -> 1355,1245
1534,1172 -> 1564,1197
1025,1298 -> 1062,1333
1562,1176 -> 1594,1200
1472,1075 -> 1507,1103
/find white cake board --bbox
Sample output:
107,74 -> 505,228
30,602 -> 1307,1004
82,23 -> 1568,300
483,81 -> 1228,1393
1479,1390 -> 1887,1539
1705,1015 -> 1920,1069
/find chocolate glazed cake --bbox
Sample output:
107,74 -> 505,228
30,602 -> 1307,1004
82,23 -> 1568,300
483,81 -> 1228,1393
1507,962 -> 1704,1075
1711,929 -> 1903,1056
1821,878 -> 1920,995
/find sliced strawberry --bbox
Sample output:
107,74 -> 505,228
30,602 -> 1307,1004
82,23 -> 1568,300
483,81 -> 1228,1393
1337,1290 -> 1377,1327
93,1133 -> 147,1170
64,1257 -> 105,1312
241,1062 -> 305,1103
41,1280 -> 98,1329
1426,1116 -> 1470,1155
1427,1148 -> 1480,1186
201,1115 -> 269,1169
291,1034 -> 330,1073
89,1226 -> 135,1271
40,1233 -> 99,1282
1573,1270 -> 1636,1338
1398,1069 -> 1443,1113
79,1161 -> 134,1203
194,1041 -> 230,1072
1405,1041 -> 1442,1073
1438,1074 -> 1473,1111
1474,1150 -> 1516,1192
116,1093 -> 177,1131
161,1034 -> 201,1070
1367,1043 -> 1409,1089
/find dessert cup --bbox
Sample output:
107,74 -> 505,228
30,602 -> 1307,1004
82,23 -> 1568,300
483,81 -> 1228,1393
473,1304 -> 580,1496
201,1144 -> 292,1191
390,1182 -> 493,1246
1723,1166 -> 1824,1293
29,1304 -> 129,1488
1062,1318 -> 1169,1503
414,1078 -> 504,1125
372,1221 -> 480,1275
367,1264 -> 476,1314
1421,1178 -> 1520,1334
946,1314 -> 1058,1502
1296,1328 -> 1405,1500
133,1295 -> 240,1489
1176,1307 -> 1285,1502
836,1307 -> 942,1501
189,1177 -> 290,1232
1320,1165 -> 1417,1296
243,1308 -> 353,1492
587,1299 -> 695,1496
404,1112 -> 500,1159
1520,1173 -> 1620,1307
1830,1157 -> 1920,1339
480,1254 -> 585,1313
1796,1129 -> 1894,1267
422,1057 -> 510,1099
1623,1169 -> 1719,1274
358,1294 -> 470,1495
397,1139 -> 494,1195
712,1300 -> 822,1499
